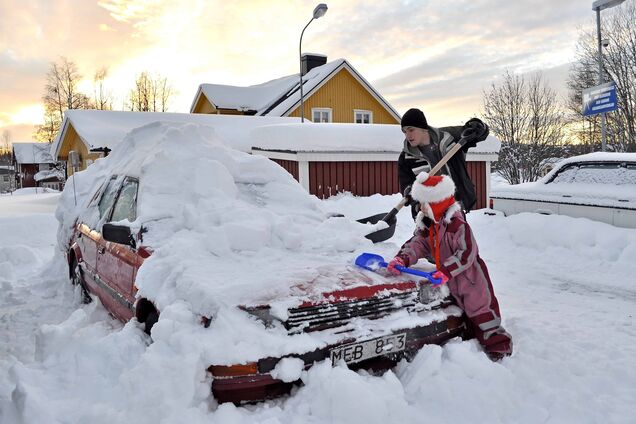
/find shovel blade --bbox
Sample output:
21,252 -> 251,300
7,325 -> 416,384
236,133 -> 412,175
357,213 -> 397,244
354,253 -> 387,272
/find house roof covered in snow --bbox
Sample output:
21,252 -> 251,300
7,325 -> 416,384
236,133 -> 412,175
13,142 -> 55,164
51,110 -> 303,159
52,111 -> 500,166
190,58 -> 401,121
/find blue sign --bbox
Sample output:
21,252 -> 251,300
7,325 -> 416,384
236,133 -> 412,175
582,82 -> 618,116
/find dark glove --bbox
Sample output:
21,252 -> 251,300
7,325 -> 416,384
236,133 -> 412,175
403,185 -> 414,206
462,118 -> 489,149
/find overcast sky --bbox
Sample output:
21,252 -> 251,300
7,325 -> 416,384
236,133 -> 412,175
0,0 -> 606,142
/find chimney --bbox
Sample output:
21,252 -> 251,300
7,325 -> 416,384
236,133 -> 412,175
301,53 -> 327,76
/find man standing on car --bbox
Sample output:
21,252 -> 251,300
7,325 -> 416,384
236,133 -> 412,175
398,108 -> 489,218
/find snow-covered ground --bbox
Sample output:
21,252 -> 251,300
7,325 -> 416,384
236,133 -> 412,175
1,187 -> 635,423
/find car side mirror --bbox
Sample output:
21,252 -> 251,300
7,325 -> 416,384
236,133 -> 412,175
103,223 -> 136,248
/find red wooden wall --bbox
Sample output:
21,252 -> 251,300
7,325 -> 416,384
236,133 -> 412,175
271,158 -> 488,209
466,161 -> 486,209
17,164 -> 38,188
309,161 -> 399,198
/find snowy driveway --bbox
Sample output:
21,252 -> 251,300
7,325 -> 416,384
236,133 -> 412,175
1,192 -> 635,424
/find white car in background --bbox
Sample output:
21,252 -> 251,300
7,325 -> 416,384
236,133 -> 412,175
490,152 -> 636,228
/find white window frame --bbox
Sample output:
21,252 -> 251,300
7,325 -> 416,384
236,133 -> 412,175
311,108 -> 332,123
354,109 -> 373,124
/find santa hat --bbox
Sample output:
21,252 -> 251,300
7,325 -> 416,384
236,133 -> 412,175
411,172 -> 458,222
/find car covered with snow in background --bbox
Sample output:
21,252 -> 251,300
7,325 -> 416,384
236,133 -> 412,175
490,152 -> 636,228
57,121 -> 468,404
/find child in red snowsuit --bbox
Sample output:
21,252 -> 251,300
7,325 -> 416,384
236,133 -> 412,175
387,172 -> 513,360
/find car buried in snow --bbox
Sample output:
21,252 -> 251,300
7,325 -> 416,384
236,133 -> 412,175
61,122 -> 469,404
490,152 -> 636,229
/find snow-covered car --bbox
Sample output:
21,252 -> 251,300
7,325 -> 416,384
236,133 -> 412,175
490,152 -> 636,228
58,122 -> 467,404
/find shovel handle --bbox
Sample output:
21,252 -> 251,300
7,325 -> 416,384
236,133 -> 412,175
428,131 -> 471,176
381,197 -> 409,223
393,264 -> 443,284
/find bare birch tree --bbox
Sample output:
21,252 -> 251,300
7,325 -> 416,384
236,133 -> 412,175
1,130 -> 11,164
37,57 -> 90,141
483,71 -> 566,184
34,106 -> 62,143
127,72 -> 173,112
93,67 -> 113,110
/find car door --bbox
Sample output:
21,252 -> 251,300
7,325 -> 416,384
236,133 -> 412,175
96,177 -> 140,321
77,176 -> 121,290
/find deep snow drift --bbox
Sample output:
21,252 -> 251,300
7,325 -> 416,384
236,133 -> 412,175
1,150 -> 636,423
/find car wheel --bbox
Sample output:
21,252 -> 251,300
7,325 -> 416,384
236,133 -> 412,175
145,310 -> 159,335
70,259 -> 92,304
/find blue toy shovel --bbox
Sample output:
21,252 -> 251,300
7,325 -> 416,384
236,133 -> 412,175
354,252 -> 443,285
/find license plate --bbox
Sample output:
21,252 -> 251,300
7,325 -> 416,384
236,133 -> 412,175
330,333 -> 407,365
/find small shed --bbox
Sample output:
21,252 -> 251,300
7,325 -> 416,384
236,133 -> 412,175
251,123 -> 501,210
12,142 -> 64,190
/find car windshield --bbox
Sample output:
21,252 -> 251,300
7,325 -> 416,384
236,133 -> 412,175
550,163 -> 636,186
98,177 -> 121,219
110,178 -> 138,223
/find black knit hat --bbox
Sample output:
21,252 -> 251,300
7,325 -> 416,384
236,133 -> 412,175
401,108 -> 428,129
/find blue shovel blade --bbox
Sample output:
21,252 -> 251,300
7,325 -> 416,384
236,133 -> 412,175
354,252 -> 443,284
354,252 -> 388,271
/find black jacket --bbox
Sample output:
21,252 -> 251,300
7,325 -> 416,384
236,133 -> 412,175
398,125 -> 478,217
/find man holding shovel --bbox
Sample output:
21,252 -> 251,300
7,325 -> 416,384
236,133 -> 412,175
398,108 -> 489,218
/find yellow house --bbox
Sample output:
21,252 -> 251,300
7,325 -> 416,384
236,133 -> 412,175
190,55 -> 401,125
52,115 -> 106,175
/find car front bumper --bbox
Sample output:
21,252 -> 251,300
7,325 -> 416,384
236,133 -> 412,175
209,314 -> 467,404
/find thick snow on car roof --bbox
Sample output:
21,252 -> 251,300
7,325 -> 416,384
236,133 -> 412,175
56,121 -> 441,363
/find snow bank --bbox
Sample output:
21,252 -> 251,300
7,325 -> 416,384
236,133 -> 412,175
2,187 -> 636,424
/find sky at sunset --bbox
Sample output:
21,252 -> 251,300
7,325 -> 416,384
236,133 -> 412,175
0,0 -> 602,143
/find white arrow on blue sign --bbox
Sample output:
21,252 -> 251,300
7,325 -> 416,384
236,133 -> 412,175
582,82 -> 618,116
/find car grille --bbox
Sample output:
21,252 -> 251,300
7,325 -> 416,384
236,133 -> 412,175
285,290 -> 418,333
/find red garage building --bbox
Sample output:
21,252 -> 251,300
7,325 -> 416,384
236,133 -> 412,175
251,123 -> 500,210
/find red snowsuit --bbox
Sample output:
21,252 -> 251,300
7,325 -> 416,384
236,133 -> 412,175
396,207 -> 512,357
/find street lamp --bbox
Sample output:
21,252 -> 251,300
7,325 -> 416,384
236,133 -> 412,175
592,0 -> 625,151
299,3 -> 328,122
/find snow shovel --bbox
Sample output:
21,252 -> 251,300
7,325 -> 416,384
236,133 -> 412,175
361,131 -> 473,243
355,252 -> 443,285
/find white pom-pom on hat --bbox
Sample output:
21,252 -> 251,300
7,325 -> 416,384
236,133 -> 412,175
411,172 -> 456,204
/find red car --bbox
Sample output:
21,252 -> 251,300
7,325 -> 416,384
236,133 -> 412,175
66,173 -> 468,404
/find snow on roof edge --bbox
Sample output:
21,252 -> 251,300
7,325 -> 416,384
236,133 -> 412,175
250,123 -> 501,155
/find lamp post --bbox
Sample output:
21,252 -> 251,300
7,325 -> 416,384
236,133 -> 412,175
299,3 -> 328,122
592,0 -> 625,151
